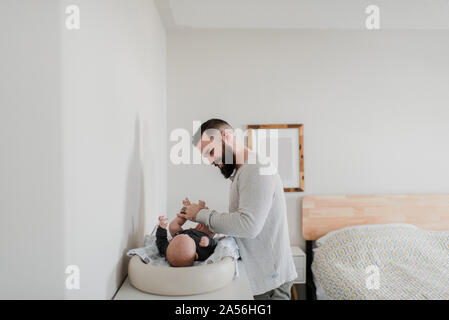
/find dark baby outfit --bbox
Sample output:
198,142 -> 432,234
156,226 -> 217,261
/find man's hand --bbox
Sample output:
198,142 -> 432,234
177,200 -> 208,222
158,215 -> 168,229
199,236 -> 210,247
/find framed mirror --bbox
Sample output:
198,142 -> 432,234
247,124 -> 304,192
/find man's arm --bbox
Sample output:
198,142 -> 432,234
196,165 -> 276,239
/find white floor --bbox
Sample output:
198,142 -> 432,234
114,260 -> 254,300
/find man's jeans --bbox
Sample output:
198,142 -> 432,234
253,281 -> 294,300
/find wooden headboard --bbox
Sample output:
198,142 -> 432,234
302,194 -> 449,240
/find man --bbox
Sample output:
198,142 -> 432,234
178,119 -> 297,300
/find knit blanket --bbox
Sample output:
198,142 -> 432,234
313,224 -> 449,299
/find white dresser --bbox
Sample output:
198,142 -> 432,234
290,246 -> 306,300
291,246 -> 306,284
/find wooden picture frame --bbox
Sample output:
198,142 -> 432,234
247,124 -> 304,192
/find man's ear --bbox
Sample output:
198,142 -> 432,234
195,252 -> 198,260
222,129 -> 234,145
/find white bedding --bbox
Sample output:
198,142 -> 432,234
312,223 -> 449,300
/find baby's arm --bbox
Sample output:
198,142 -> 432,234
196,235 -> 217,261
168,216 -> 186,237
199,236 -> 209,247
156,216 -> 169,256
168,198 -> 190,237
195,223 -> 215,238
199,236 -> 216,248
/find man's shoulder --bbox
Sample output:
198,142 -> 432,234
237,161 -> 279,180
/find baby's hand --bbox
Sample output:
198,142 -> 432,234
182,197 -> 191,207
198,200 -> 208,209
199,236 -> 210,247
158,215 -> 168,229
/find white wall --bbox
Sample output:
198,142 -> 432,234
62,0 -> 166,299
167,29 -> 449,250
0,0 -> 166,299
0,0 -> 64,299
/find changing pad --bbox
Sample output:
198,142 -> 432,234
126,232 -> 241,296
127,233 -> 240,275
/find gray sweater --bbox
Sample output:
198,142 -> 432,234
196,156 -> 297,295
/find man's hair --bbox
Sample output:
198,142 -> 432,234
192,119 -> 233,146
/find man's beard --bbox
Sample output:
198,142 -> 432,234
215,143 -> 236,179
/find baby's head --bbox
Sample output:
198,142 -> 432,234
166,234 -> 198,267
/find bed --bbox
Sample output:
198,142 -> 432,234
302,194 -> 449,300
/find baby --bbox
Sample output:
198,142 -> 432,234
156,198 -> 217,267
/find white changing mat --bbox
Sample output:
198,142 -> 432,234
127,232 -> 241,277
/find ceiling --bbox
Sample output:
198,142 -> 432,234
155,0 -> 449,30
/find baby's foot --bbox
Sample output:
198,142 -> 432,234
158,215 -> 168,229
